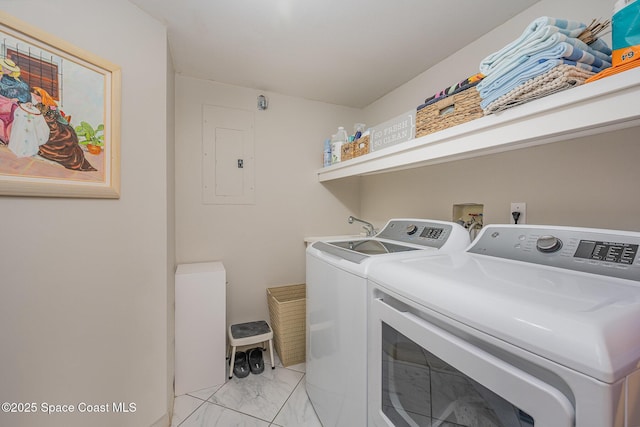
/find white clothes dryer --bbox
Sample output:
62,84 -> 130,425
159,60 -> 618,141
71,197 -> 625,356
367,224 -> 640,427
305,218 -> 470,427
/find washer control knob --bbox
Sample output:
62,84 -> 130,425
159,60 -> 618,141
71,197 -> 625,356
536,235 -> 563,253
406,225 -> 418,235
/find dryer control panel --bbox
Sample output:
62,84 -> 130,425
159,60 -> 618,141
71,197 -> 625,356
468,225 -> 640,282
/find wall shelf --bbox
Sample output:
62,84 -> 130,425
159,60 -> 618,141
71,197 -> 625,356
317,67 -> 640,182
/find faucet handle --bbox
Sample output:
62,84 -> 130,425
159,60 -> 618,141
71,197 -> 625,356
364,224 -> 378,237
348,216 -> 376,236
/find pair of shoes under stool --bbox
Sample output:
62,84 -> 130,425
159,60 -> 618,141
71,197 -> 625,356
232,348 -> 264,378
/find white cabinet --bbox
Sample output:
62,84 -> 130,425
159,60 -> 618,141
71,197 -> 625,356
175,262 -> 226,395
317,68 -> 640,182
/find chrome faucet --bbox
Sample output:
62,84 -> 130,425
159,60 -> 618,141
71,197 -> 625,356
348,216 -> 377,237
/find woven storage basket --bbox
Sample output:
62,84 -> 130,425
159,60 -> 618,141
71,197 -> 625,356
266,284 -> 306,367
416,87 -> 483,138
340,142 -> 355,161
352,135 -> 370,158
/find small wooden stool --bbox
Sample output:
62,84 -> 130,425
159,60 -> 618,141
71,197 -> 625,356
228,320 -> 275,379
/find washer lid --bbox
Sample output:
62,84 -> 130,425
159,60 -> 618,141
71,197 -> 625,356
369,251 -> 640,383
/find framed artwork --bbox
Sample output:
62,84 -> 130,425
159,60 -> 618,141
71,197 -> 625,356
0,11 -> 120,198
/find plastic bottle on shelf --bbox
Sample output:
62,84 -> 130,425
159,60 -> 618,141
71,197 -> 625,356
330,134 -> 340,164
353,123 -> 366,140
337,126 -> 348,143
331,127 -> 348,164
323,138 -> 332,167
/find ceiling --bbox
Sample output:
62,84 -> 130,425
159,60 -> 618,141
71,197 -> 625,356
129,0 -> 540,108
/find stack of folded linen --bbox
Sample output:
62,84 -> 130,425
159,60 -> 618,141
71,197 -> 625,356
478,17 -> 612,114
484,64 -> 596,114
418,72 -> 485,110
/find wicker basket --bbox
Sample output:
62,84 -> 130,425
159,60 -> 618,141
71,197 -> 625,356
340,142 -> 354,161
266,284 -> 306,367
352,135 -> 370,158
415,87 -> 483,138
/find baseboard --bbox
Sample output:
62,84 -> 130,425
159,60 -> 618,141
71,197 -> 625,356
150,412 -> 170,427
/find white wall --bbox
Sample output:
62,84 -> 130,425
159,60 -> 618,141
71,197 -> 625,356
0,1 -> 171,426
359,0 -> 640,232
174,76 -> 362,326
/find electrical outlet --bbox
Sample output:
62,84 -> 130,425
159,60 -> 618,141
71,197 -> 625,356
510,202 -> 526,224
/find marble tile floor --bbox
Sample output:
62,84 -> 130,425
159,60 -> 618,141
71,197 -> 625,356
171,349 -> 323,427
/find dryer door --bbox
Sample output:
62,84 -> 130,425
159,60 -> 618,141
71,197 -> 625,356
368,290 -> 575,427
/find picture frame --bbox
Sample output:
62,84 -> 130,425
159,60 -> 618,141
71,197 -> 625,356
0,11 -> 121,198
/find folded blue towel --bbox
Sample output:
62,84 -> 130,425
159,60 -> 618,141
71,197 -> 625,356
480,17 -> 587,74
479,41 -> 611,97
589,38 -> 612,56
559,41 -> 611,68
479,59 -> 603,108
477,16 -> 613,111
480,31 -> 612,87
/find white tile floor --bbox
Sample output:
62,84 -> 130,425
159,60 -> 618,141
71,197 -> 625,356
171,349 -> 322,427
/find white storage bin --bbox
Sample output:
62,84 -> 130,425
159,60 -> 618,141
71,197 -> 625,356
175,262 -> 226,395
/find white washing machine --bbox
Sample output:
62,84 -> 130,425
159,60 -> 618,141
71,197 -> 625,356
305,218 -> 470,427
367,224 -> 640,427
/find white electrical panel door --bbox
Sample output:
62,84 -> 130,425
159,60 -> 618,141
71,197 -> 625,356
203,105 -> 255,204
214,128 -> 244,197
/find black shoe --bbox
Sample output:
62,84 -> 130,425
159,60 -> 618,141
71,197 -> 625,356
233,351 -> 250,378
248,347 -> 265,374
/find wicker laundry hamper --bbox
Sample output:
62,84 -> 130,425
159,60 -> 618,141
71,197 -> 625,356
266,284 -> 306,367
415,87 -> 483,138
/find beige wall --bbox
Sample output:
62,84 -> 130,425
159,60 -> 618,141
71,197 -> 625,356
0,1 -> 171,426
165,45 -> 176,425
358,0 -> 640,232
359,127 -> 640,231
174,76 -> 363,326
